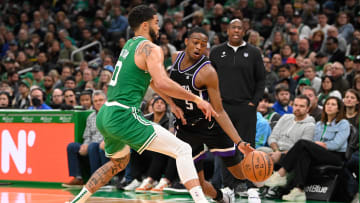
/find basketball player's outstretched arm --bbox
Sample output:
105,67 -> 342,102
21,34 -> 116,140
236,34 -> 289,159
195,64 -> 254,155
138,41 -> 218,120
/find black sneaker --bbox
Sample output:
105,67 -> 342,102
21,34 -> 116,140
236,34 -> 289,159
234,182 -> 248,197
264,186 -> 289,199
163,182 -> 189,195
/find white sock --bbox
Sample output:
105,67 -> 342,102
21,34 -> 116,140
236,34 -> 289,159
71,187 -> 92,203
189,186 -> 208,203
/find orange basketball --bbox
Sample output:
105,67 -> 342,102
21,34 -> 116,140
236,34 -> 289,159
241,150 -> 274,182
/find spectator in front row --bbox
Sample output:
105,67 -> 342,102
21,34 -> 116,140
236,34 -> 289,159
62,90 -> 108,188
13,80 -> 31,109
0,91 -> 12,108
265,95 -> 315,164
272,84 -> 293,116
255,112 -> 272,149
63,88 -> 77,108
79,90 -> 93,110
265,96 -> 350,201
50,88 -> 63,109
28,87 -> 52,110
257,92 -> 281,129
133,97 -> 175,192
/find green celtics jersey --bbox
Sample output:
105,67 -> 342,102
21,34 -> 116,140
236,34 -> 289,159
107,36 -> 151,108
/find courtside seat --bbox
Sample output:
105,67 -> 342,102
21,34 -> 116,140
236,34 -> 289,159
304,125 -> 358,202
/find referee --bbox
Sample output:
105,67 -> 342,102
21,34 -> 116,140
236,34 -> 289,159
209,18 -> 265,147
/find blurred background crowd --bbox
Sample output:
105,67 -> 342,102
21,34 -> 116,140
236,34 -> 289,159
0,0 -> 359,110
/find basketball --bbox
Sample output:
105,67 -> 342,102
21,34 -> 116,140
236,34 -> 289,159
241,151 -> 274,182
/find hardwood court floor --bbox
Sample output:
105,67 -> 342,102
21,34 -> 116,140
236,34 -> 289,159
0,182 -> 350,203
0,186 -> 194,203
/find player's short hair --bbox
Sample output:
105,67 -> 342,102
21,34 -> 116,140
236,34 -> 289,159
187,27 -> 208,38
128,5 -> 157,31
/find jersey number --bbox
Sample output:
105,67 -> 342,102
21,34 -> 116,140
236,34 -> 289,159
109,61 -> 122,86
185,100 -> 193,110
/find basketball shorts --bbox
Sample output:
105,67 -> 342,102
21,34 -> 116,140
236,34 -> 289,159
176,121 -> 242,171
96,101 -> 157,157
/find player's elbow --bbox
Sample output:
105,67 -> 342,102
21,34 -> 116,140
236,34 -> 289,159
153,79 -> 169,92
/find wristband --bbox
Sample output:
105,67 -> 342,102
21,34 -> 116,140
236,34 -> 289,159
237,140 -> 243,146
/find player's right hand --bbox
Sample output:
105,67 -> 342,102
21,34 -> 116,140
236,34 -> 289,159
237,142 -> 254,156
196,99 -> 218,121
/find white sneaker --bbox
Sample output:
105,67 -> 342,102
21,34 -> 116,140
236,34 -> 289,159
217,187 -> 235,203
123,179 -> 141,191
248,188 -> 261,203
352,193 -> 359,203
135,177 -> 157,192
282,188 -> 306,201
264,172 -> 287,187
150,178 -> 169,193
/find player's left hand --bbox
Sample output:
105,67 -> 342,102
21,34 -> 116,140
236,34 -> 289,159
196,99 -> 218,121
171,104 -> 187,125
237,141 -> 254,156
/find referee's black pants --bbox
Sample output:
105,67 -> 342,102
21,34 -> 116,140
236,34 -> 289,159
223,103 -> 257,148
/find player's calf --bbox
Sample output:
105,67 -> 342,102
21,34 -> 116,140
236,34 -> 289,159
70,154 -> 130,203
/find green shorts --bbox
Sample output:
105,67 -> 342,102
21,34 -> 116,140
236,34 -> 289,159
96,102 -> 156,157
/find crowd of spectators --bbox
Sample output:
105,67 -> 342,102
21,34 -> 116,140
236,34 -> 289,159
0,0 -> 359,201
0,0 -> 359,110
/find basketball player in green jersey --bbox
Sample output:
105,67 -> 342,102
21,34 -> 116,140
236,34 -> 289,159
69,5 -> 217,203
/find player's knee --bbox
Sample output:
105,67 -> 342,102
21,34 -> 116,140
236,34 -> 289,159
177,142 -> 192,157
111,153 -> 130,173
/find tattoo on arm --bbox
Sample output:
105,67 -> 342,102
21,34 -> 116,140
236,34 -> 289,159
136,43 -> 154,57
